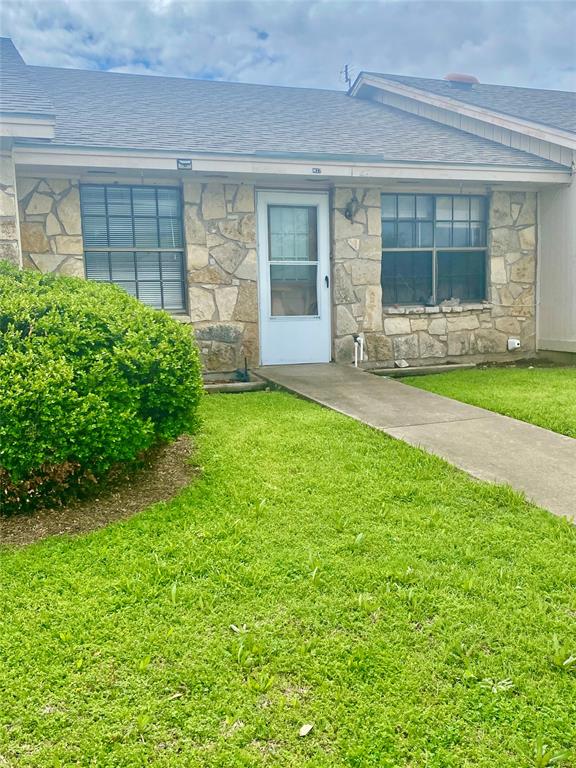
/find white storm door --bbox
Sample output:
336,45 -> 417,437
257,191 -> 331,365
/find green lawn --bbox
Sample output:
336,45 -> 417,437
1,392 -> 575,767
404,366 -> 576,438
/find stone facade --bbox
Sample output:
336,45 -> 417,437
7,174 -> 537,372
332,188 -> 537,366
0,151 -> 22,267
17,177 -> 84,276
182,182 -> 259,371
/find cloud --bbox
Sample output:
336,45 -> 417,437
0,0 -> 574,91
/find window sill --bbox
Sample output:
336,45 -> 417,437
383,302 -> 491,315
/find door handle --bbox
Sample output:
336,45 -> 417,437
324,275 -> 330,288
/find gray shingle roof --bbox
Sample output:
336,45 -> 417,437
24,65 -> 565,169
363,72 -> 576,134
0,38 -> 54,116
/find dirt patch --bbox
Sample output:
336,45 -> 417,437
0,435 -> 196,548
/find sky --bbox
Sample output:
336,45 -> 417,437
1,0 -> 575,92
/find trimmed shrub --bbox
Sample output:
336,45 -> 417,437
0,263 -> 202,512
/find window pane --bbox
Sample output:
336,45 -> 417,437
381,251 -> 433,305
382,221 -> 397,248
161,281 -> 185,312
83,216 -> 108,248
470,196 -> 484,221
381,194 -> 396,219
81,186 -> 106,216
134,217 -> 159,248
452,222 -> 470,247
435,222 -> 451,247
110,252 -> 135,281
470,222 -> 486,247
417,221 -> 433,247
397,221 -> 415,248
436,196 -> 452,220
437,250 -> 486,302
270,263 -> 318,316
160,251 -> 183,280
157,188 -> 180,217
132,187 -> 157,216
137,281 -> 163,309
453,197 -> 470,221
108,217 -> 134,247
269,206 -> 317,262
159,218 -> 183,248
106,187 -> 131,216
397,195 -> 415,219
85,252 -> 108,280
416,195 -> 433,220
136,251 -> 160,280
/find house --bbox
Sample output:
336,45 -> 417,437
1,37 -> 574,370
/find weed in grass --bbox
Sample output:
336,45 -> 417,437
530,735 -> 569,767
246,670 -> 276,693
550,635 -> 576,672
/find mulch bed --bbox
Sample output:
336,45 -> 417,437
0,435 -> 196,548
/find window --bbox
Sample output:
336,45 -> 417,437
381,194 -> 487,305
80,185 -> 186,312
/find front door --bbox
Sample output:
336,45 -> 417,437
257,191 -> 331,365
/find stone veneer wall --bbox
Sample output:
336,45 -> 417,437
0,151 -> 22,267
332,188 -> 537,365
17,177 -> 84,276
180,182 -> 259,370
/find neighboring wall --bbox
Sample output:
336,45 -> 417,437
332,187 -> 537,366
538,175 -> 576,353
0,150 -> 22,267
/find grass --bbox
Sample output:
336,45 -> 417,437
1,391 -> 575,767
404,366 -> 576,438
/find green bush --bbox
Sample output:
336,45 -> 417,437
0,263 -> 202,512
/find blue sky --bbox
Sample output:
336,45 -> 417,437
1,0 -> 574,91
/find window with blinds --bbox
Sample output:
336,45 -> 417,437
381,194 -> 487,306
80,185 -> 186,312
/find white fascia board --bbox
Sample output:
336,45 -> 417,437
13,144 -> 571,185
0,114 -> 55,140
352,75 -> 576,152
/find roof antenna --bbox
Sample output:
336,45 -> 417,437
340,64 -> 353,89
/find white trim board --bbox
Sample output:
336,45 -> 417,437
13,145 -> 571,185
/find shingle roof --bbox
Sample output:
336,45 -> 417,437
23,65 -> 565,169
0,38 -> 54,116
363,72 -> 576,134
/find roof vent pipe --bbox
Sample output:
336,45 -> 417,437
444,73 -> 480,89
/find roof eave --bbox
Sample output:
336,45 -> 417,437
13,142 -> 571,185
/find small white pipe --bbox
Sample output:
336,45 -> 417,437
353,334 -> 364,367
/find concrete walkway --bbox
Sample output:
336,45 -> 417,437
256,363 -> 576,520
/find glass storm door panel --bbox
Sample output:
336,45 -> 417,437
257,192 -> 331,365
